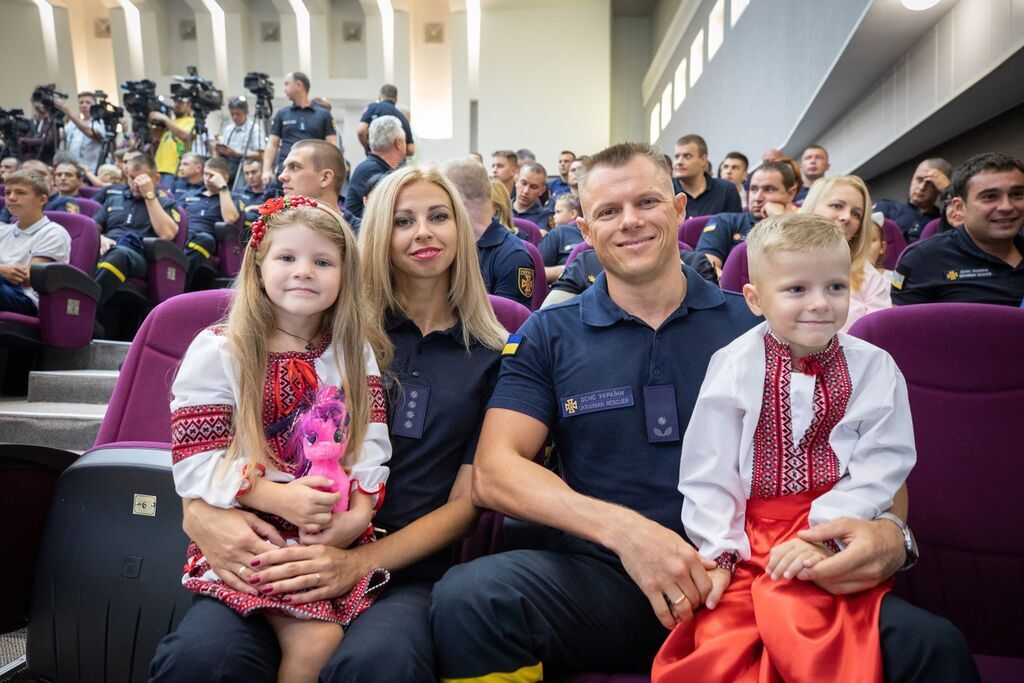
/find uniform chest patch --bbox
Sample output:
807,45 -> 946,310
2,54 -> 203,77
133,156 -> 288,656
518,267 -> 535,298
946,267 -> 993,281
560,386 -> 634,418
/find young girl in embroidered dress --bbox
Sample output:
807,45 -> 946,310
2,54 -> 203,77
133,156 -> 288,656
653,214 -> 916,683
170,196 -> 392,682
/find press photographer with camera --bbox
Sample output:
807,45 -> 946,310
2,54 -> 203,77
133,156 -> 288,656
54,91 -> 106,170
20,85 -> 67,164
261,72 -> 336,187
150,95 -> 195,186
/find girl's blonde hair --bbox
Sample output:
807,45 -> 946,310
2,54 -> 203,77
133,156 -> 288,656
225,203 -> 388,472
360,165 -> 508,353
490,179 -> 514,232
799,176 -> 872,291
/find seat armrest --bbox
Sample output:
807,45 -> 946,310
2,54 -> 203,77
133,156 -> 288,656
30,262 -> 101,301
213,221 -> 240,244
143,238 -> 187,268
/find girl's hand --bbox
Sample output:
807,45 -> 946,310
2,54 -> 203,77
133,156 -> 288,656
766,538 -> 833,580
297,491 -> 374,548
275,476 -> 340,533
246,543 -> 375,604
704,567 -> 732,610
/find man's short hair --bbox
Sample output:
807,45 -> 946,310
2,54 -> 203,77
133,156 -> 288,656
443,157 -> 492,206
368,115 -> 405,153
492,150 -> 518,166
289,72 -> 311,92
723,151 -> 749,169
951,152 -> 1024,200
77,91 -> 95,100
293,139 -> 346,194
181,152 -> 207,166
746,213 -> 848,282
53,151 -> 78,167
802,144 -> 829,159
242,158 -> 262,170
560,150 -> 577,159
229,97 -> 248,111
516,149 -> 536,163
113,149 -> 127,161
129,154 -> 158,174
752,159 -> 798,190
380,84 -> 398,100
675,134 -> 708,158
518,162 -> 547,178
205,156 -> 231,177
5,170 -> 50,197
920,157 -> 953,179
578,142 -> 671,196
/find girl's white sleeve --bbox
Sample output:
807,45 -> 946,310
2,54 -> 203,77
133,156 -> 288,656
170,329 -> 245,508
348,343 -> 392,510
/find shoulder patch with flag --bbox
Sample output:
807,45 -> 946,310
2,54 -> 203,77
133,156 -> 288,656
892,271 -> 905,290
502,333 -> 523,356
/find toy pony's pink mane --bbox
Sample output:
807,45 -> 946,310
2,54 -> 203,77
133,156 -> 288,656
285,385 -> 349,466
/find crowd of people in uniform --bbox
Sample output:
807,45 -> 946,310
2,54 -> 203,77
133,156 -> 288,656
2,68 -> 1022,683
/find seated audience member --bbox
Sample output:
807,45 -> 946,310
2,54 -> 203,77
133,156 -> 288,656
445,157 -> 535,308
539,193 -> 584,282
548,150 -> 576,198
93,150 -> 142,205
0,161 -> 80,222
512,162 -> 555,231
469,152 -> 484,164
672,135 -> 742,217
652,213 -> 917,683
432,142 -> 972,683
278,139 -> 361,231
490,150 -> 519,195
491,179 -> 515,232
53,162 -> 84,199
0,171 -> 71,314
93,154 -> 183,306
1,157 -> 19,183
170,153 -> 206,199
566,156 -> 586,197
698,160 -> 799,271
96,164 -> 122,186
345,115 -> 405,219
357,83 -> 415,157
517,149 -> 537,165
718,151 -> 749,207
867,211 -> 894,285
934,186 -> 965,234
214,97 -> 265,183
800,176 -> 890,331
180,157 -> 244,284
241,158 -> 272,209
762,148 -> 784,163
875,158 -> 951,243
795,145 -> 830,202
892,152 -> 1024,306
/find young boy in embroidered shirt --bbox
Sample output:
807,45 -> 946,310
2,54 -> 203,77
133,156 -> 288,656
0,170 -> 71,314
653,213 -> 916,682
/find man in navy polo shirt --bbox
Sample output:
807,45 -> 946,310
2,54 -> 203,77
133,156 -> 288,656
344,115 -> 405,220
445,157 -> 535,308
512,162 -> 555,232
548,150 -> 575,198
261,72 -> 337,186
697,160 -> 798,271
280,139 -> 361,231
240,159 -> 272,209
431,142 -> 971,682
671,134 -> 742,218
357,84 -> 415,158
180,157 -> 244,285
875,158 -> 951,243
892,152 -> 1024,306
491,150 -> 519,195
796,144 -> 830,203
169,153 -> 205,199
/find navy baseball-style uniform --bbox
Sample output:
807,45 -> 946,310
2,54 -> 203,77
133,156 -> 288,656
539,224 -> 584,267
673,173 -> 743,218
892,229 -> 1024,306
696,211 -> 757,264
551,248 -> 718,297
875,199 -> 941,244
269,104 -> 335,169
477,219 -> 535,308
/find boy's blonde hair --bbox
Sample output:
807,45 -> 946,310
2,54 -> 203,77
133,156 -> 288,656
746,213 -> 850,282
798,176 -> 872,290
225,203 -> 389,473
97,164 -> 123,183
359,164 -> 508,354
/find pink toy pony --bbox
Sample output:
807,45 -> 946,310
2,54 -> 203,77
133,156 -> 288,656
289,385 -> 351,513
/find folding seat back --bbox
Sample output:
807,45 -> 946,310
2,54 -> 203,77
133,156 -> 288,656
679,215 -> 713,249
719,241 -> 750,293
882,218 -> 907,269
75,196 -> 102,217
918,218 -> 942,241
77,185 -> 101,199
512,217 -> 544,246
522,239 -> 548,310
565,240 -> 591,266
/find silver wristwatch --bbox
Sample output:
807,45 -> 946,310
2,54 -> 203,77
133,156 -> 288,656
877,512 -> 918,571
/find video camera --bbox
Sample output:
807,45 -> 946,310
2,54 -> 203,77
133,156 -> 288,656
121,79 -> 171,134
32,84 -> 69,118
171,66 -> 223,115
244,72 -> 274,101
0,107 -> 34,157
88,91 -> 124,137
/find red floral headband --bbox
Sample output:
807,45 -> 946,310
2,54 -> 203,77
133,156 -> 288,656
248,195 -> 338,250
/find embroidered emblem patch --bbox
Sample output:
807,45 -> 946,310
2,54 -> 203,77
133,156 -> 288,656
171,208 -> 182,223
559,386 -> 635,418
502,333 -> 523,356
518,267 -> 535,298
587,274 -> 596,283
945,270 -> 959,281
892,271 -> 905,290
66,203 -> 80,214
703,225 -> 716,232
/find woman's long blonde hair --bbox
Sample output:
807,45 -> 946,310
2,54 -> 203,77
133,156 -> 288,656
225,203 -> 388,471
490,179 -> 515,232
799,176 -> 872,291
359,165 -> 508,353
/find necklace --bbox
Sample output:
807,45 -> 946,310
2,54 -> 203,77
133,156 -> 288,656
275,326 -> 318,351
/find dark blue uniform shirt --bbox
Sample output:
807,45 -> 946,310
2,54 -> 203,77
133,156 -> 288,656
181,190 -> 245,235
241,185 -> 271,206
795,185 -> 810,203
344,154 -> 392,219
476,219 -> 535,308
96,187 -> 182,242
0,193 -> 80,223
696,211 -> 758,263
489,267 -> 760,535
672,173 -> 743,218
539,224 -> 584,266
378,313 -> 501,580
551,248 -> 718,296
892,228 -> 1024,306
875,199 -> 941,244
170,178 -> 203,200
270,104 -> 336,167
547,177 -> 571,199
359,100 -> 415,147
513,201 -> 554,231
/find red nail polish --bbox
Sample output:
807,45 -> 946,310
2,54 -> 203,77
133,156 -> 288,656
249,576 -> 260,585
250,558 -> 261,567
281,596 -> 291,603
262,585 -> 273,593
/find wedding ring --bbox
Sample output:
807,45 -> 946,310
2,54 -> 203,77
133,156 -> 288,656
313,573 -> 321,587
672,595 -> 687,606
238,565 -> 248,577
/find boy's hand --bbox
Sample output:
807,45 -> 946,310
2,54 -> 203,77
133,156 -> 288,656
279,476 -> 339,533
0,264 -> 29,285
705,566 -> 732,610
767,537 -> 833,580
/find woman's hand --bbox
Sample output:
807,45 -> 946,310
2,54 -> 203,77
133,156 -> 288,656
246,476 -> 339,533
247,543 -> 376,604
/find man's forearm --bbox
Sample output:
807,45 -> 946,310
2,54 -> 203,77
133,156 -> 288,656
218,191 -> 240,224
146,201 -> 178,240
263,139 -> 279,174
165,121 -> 192,145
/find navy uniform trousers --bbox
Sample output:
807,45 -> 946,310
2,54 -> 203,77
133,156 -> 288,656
94,245 -> 147,307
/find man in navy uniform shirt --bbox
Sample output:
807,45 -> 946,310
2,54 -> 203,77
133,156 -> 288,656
548,150 -> 576,198
93,154 -> 182,306
445,157 -> 535,308
261,72 -> 337,186
180,157 -> 243,285
431,141 -> 976,683
344,116 -> 406,220
169,153 -> 205,199
512,162 -> 555,232
892,152 -> 1024,306
875,158 -> 951,243
240,159 -> 272,209
671,134 -> 742,218
491,150 -> 518,196
357,84 -> 415,158
280,139 -> 361,231
697,160 -> 798,271
795,145 -> 830,203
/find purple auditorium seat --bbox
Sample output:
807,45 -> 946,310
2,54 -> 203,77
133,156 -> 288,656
512,217 -> 544,246
0,211 -> 100,348
882,218 -> 907,270
678,215 -> 713,249
849,304 -> 1024,679
522,239 -> 548,310
74,197 -> 101,218
918,217 -> 942,241
719,240 -> 750,293
115,207 -> 188,306
77,185 -> 101,199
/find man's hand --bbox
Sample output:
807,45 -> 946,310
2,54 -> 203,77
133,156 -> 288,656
614,518 -> 716,628
133,173 -> 156,197
261,170 -> 274,188
923,168 -> 951,193
99,235 -> 116,255
796,517 -> 905,594
207,172 -> 228,192
0,264 -> 29,285
148,111 -> 170,126
763,200 -> 797,218
766,537 -> 832,580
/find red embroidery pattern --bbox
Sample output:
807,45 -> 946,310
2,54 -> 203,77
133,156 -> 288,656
171,404 -> 233,464
368,374 -> 386,423
751,334 -> 851,499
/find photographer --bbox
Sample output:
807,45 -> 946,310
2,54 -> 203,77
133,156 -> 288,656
261,72 -> 335,186
1,157 -> 18,183
56,91 -> 106,169
149,95 -> 195,186
20,86 -> 64,164
214,97 -> 264,183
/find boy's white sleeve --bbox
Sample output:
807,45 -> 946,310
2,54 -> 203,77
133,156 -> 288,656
810,350 -> 916,525
170,329 -> 245,508
348,343 -> 392,510
679,348 -> 751,563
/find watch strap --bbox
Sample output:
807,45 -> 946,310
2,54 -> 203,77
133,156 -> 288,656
877,512 -> 918,571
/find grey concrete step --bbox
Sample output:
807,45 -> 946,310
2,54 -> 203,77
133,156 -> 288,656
40,339 -> 130,372
0,399 -> 105,452
27,369 -> 119,405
